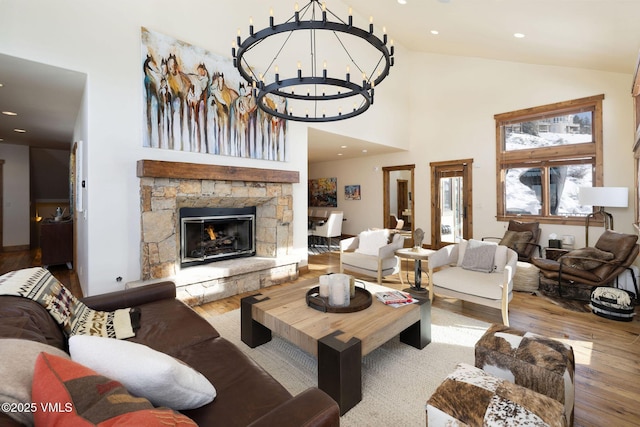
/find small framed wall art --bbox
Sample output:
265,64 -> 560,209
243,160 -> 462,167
345,185 -> 361,200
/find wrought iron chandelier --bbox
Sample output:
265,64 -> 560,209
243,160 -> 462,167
232,0 -> 395,123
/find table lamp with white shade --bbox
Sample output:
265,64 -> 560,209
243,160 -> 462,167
578,186 -> 628,245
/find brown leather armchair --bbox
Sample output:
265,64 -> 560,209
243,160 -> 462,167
531,230 -> 639,300
483,220 -> 542,262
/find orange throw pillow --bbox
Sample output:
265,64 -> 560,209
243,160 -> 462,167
31,352 -> 197,426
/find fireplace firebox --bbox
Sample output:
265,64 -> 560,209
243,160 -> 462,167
180,207 -> 256,268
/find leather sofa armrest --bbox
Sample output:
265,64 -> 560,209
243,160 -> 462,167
247,388 -> 340,427
81,281 -> 176,311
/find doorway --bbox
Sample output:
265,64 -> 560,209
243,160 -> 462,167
383,165 -> 415,243
431,159 -> 473,249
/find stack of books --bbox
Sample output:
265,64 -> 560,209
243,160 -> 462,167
376,290 -> 414,305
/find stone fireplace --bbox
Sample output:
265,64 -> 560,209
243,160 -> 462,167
135,160 -> 301,306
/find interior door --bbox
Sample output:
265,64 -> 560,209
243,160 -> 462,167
431,159 -> 473,248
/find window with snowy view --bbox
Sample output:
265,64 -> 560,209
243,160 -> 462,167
495,95 -> 604,224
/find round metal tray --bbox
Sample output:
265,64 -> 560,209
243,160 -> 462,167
306,285 -> 372,313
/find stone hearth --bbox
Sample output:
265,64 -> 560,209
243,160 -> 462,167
134,160 -> 301,306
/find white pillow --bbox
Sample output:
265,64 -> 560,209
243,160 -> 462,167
461,240 -> 497,273
456,240 -> 468,266
68,335 -> 216,410
355,229 -> 389,256
494,245 -> 508,273
459,239 -> 502,271
463,239 -> 508,272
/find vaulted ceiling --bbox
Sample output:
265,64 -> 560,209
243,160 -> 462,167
1,0 -> 638,159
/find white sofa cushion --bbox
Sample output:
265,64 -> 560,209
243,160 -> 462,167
432,267 -> 512,300
355,229 -> 389,256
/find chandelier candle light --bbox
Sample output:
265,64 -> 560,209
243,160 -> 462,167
232,1 -> 395,122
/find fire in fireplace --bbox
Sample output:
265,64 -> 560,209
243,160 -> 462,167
180,206 -> 256,268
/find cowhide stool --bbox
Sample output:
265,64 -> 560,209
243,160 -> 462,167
474,324 -> 575,426
426,363 -> 566,427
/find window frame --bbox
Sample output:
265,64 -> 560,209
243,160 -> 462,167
495,94 -> 604,225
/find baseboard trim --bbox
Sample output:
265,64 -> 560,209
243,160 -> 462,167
298,264 -> 310,275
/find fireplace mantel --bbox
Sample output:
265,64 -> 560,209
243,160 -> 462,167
137,160 -> 299,184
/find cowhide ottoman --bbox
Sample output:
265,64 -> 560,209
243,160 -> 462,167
426,363 -> 566,427
475,324 -> 575,426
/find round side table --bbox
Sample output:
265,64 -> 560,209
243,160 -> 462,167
395,248 -> 435,296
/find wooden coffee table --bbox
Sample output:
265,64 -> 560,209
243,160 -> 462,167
241,279 -> 431,415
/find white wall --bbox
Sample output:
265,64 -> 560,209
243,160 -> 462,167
73,86 -> 89,294
0,0 -> 410,295
0,144 -> 30,248
311,53 -> 635,249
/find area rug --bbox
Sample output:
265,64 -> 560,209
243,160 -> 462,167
207,307 -> 491,427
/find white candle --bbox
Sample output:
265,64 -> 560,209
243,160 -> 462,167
330,281 -> 345,306
329,274 -> 350,307
319,275 -> 330,297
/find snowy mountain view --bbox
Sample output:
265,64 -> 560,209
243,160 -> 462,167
504,132 -> 593,217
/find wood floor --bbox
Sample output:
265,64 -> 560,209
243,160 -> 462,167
0,249 -> 82,296
3,249 -> 639,426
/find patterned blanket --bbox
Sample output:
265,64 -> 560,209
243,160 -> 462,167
0,267 -> 136,339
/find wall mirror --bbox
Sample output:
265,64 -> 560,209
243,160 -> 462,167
383,165 -> 415,246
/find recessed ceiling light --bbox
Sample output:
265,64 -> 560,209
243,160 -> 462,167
2,111 -> 17,116
341,145 -> 347,149
337,153 -> 343,156
13,128 -> 26,133
514,33 -> 525,38
430,30 -> 439,35
0,83 -> 4,87
397,0 -> 407,4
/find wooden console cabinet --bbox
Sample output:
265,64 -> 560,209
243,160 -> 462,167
40,220 -> 73,269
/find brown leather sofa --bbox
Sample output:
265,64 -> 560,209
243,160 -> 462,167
0,281 -> 340,426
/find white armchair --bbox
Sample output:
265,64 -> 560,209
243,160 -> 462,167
340,229 -> 405,284
427,240 -> 517,326
311,210 -> 343,249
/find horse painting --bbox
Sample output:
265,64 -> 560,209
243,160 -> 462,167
166,53 -> 193,151
210,72 -> 239,155
143,54 -> 163,148
260,95 -> 288,161
231,82 -> 259,157
185,63 -> 210,152
141,27 -> 287,160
